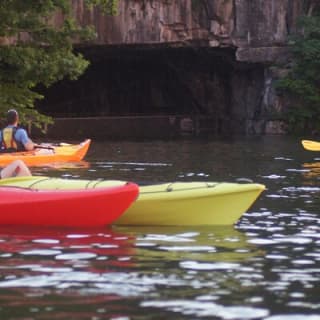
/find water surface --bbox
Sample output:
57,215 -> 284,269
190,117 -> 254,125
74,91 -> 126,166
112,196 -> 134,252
0,136 -> 319,319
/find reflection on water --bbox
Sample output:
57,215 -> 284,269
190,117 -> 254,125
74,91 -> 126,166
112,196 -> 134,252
31,160 -> 91,175
117,226 -> 261,264
302,161 -> 320,180
0,136 -> 320,319
0,225 -> 264,319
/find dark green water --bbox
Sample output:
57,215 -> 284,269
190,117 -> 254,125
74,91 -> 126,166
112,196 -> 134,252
0,136 -> 319,319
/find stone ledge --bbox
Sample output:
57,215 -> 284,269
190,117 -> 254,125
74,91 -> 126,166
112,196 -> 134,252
31,115 -> 203,140
236,47 -> 290,63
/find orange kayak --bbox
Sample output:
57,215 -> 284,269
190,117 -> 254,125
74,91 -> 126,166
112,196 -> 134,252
0,139 -> 91,166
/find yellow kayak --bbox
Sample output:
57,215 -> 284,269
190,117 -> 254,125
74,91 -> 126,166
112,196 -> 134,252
0,139 -> 91,166
117,182 -> 265,226
0,177 -> 265,226
301,140 -> 320,151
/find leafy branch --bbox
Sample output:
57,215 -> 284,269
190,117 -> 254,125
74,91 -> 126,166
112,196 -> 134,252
276,12 -> 320,134
0,0 -> 118,130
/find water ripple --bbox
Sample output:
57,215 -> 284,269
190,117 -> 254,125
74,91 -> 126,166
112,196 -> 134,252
141,300 -> 269,319
180,261 -> 241,271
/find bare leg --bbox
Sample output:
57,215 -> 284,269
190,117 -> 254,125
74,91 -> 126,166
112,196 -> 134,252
0,160 -> 32,179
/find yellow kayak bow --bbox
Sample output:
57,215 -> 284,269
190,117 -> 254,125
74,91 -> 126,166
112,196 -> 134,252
301,140 -> 320,151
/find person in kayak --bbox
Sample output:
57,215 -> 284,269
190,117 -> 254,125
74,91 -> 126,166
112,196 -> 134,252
0,160 -> 32,179
0,109 -> 35,152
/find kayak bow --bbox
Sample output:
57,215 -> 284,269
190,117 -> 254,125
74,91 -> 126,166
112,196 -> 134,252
301,140 -> 320,151
0,180 -> 139,227
116,181 -> 265,226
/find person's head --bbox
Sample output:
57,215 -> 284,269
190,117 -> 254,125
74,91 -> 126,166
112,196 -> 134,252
7,109 -> 19,125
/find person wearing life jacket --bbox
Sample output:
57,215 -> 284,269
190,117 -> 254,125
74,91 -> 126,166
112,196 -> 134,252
0,109 -> 35,152
0,159 -> 32,179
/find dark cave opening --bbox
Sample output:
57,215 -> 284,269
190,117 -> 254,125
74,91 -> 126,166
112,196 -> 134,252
36,45 -> 265,135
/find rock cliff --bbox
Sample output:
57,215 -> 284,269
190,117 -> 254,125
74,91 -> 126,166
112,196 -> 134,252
44,0 -> 307,135
71,0 -> 303,60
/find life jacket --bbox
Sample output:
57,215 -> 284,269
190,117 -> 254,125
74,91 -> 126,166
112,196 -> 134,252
1,127 -> 25,152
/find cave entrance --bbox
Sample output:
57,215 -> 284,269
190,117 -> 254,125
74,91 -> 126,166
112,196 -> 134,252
37,45 -> 265,136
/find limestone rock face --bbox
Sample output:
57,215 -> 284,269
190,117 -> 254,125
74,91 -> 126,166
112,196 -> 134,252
71,0 -> 303,62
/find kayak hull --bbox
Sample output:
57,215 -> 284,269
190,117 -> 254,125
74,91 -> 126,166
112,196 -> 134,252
0,177 -> 265,226
117,182 -> 265,226
0,182 -> 139,227
0,139 -> 91,166
301,140 -> 320,151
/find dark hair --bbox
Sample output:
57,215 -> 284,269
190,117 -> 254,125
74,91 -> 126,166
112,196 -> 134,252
7,109 -> 18,125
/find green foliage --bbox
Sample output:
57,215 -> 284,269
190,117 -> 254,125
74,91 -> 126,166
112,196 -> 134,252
84,0 -> 118,14
0,0 -> 117,130
276,14 -> 320,134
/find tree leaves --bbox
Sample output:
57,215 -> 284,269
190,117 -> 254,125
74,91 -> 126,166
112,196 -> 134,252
276,14 -> 320,134
0,0 -> 118,129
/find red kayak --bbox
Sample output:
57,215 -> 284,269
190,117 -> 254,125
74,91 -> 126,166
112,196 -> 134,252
0,183 -> 139,227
